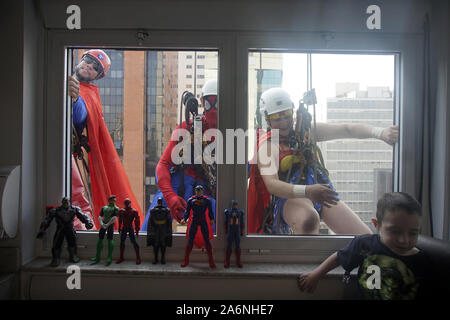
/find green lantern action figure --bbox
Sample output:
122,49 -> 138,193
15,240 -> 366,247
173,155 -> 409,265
91,195 -> 119,266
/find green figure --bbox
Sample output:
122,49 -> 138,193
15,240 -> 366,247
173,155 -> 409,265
91,195 -> 119,266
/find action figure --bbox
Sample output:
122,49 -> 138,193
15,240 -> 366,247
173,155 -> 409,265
91,195 -> 118,266
224,200 -> 244,268
180,185 -> 216,268
116,198 -> 141,265
147,197 -> 172,264
37,197 -> 93,267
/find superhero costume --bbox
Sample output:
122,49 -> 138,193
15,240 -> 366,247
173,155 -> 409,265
247,129 -> 335,234
224,204 -> 244,268
141,119 -> 217,249
181,195 -> 215,268
73,83 -> 144,230
147,203 -> 172,264
116,202 -> 141,264
37,203 -> 93,267
91,203 -> 119,265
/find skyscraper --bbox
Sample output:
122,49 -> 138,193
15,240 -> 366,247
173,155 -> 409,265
324,83 -> 394,229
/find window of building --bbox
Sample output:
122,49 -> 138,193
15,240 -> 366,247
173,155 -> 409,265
45,30 -> 418,264
247,51 -> 396,236
69,49 -> 218,236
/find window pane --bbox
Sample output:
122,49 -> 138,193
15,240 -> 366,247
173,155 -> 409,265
312,54 -> 394,234
247,52 -> 395,236
70,49 -> 218,235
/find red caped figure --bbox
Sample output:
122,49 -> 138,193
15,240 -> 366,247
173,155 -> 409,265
116,198 -> 141,265
180,185 -> 216,268
68,49 -> 144,230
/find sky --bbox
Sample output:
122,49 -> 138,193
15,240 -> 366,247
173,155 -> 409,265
281,53 -> 395,122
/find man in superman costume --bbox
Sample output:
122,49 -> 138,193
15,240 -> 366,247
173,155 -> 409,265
180,185 -> 216,268
68,49 -> 144,230
141,80 -> 218,249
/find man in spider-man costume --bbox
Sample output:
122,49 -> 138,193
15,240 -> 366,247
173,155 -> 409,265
116,198 -> 141,265
180,185 -> 216,268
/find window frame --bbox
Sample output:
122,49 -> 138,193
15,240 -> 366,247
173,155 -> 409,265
234,32 -> 422,262
40,29 -> 423,263
40,30 -> 235,260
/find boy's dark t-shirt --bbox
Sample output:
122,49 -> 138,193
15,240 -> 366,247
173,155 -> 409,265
337,234 -> 433,300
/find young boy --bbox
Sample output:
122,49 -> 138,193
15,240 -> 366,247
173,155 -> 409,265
298,192 -> 433,299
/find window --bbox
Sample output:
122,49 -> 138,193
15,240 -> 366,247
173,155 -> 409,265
43,30 -> 419,264
247,51 -> 396,236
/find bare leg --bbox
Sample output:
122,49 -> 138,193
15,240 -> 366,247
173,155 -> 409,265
283,198 -> 320,234
321,201 -> 372,235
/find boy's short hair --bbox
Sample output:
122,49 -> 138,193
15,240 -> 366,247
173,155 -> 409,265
108,195 -> 116,201
376,192 -> 422,225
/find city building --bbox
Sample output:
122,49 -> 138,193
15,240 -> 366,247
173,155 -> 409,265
324,83 -> 394,229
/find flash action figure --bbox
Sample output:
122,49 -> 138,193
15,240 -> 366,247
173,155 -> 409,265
91,195 -> 119,266
180,185 -> 216,268
116,198 -> 141,265
224,200 -> 244,268
37,197 -> 93,267
147,197 -> 172,264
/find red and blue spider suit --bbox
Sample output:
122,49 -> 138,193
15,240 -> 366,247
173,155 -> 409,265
116,198 -> 141,265
224,200 -> 244,268
180,185 -> 216,268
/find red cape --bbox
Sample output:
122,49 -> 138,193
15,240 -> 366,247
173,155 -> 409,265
247,129 -> 272,234
71,156 -> 94,230
79,83 -> 144,230
186,195 -> 213,249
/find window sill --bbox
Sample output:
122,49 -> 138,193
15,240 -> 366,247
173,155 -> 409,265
21,258 -> 357,299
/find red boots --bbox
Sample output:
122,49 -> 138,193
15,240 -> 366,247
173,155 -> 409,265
236,249 -> 243,268
115,246 -> 141,265
224,249 -> 243,268
181,243 -> 193,267
181,243 -> 216,268
205,244 -> 216,269
224,249 -> 232,268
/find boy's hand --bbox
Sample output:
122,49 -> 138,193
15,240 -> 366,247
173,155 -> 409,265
297,272 -> 320,293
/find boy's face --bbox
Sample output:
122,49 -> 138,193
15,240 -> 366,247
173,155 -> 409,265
375,209 -> 421,256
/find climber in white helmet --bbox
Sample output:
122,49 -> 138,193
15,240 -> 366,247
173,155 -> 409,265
248,87 -> 398,235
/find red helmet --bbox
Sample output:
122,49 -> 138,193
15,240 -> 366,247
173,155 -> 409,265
81,49 -> 111,79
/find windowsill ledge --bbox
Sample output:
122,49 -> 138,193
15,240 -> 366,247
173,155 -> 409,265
21,258 -> 357,299
23,258 -> 351,279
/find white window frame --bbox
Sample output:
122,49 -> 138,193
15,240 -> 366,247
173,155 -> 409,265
233,32 -> 422,263
39,30 -> 235,261
39,29 -> 423,264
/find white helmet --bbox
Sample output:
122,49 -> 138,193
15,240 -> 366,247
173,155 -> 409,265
201,79 -> 217,97
259,87 -> 294,116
